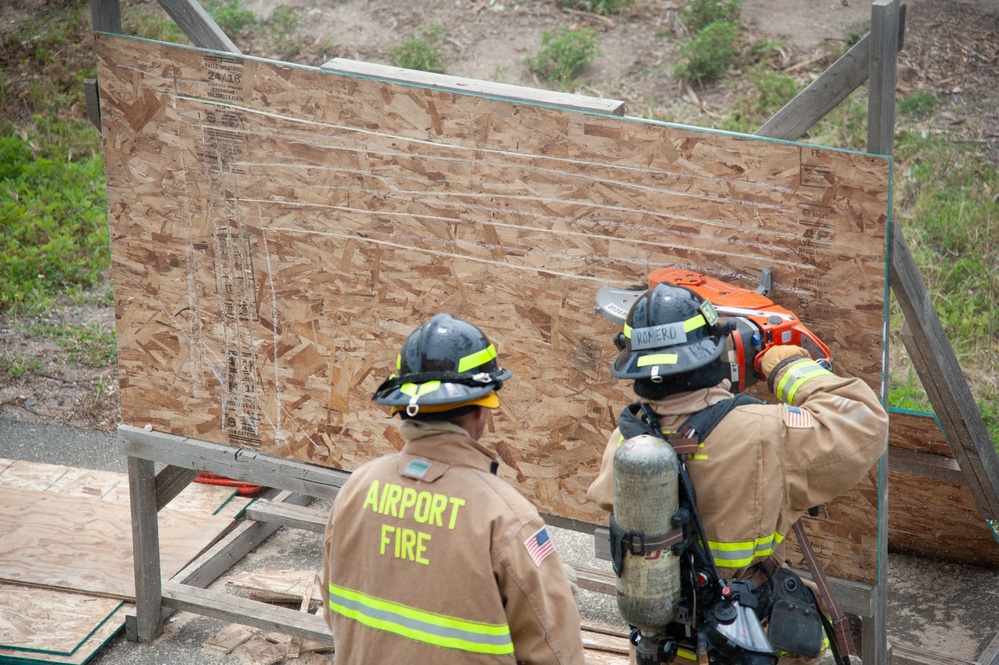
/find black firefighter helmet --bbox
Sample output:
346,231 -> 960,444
611,283 -> 727,388
373,313 -> 512,417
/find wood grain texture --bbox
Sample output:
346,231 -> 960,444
0,603 -> 129,665
0,583 -> 122,655
97,35 -> 890,581
0,487 -> 233,599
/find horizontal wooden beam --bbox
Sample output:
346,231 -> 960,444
161,580 -> 334,644
245,498 -> 327,534
118,425 -> 351,500
891,640 -> 975,665
321,58 -> 626,116
888,446 -> 965,485
571,564 -> 616,596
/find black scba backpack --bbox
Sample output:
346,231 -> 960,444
615,397 -> 827,661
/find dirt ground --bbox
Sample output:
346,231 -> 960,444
0,0 -> 997,431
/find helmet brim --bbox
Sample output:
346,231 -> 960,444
373,367 -> 512,408
611,335 -> 725,380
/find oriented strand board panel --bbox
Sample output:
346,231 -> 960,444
0,601 -> 129,665
97,35 -> 890,581
885,411 -> 999,567
0,583 -> 121,656
0,487 -> 233,599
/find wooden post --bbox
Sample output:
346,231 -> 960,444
126,455 -> 164,642
865,3 -> 899,663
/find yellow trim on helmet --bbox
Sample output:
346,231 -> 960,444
636,353 -> 678,367
390,391 -> 500,415
457,344 -> 497,373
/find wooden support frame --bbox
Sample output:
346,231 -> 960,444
85,0 -> 999,662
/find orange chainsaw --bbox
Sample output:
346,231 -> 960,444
595,268 -> 832,393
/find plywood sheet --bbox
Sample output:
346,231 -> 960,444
0,458 -> 251,518
0,583 -> 121,656
0,487 -> 233,599
0,602 -> 129,665
96,35 -> 890,582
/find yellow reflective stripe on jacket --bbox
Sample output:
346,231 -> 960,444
328,584 -> 514,655
707,531 -> 785,569
774,359 -> 833,404
400,381 -> 441,397
457,344 -> 497,373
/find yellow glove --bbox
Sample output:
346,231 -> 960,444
760,345 -> 810,380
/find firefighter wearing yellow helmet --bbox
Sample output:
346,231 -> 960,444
322,313 -> 585,665
589,283 -> 889,664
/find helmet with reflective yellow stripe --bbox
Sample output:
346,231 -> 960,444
372,313 -> 512,417
612,283 -> 726,381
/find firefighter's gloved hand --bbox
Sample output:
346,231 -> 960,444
761,345 -> 810,380
562,563 -> 580,606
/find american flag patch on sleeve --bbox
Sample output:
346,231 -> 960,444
524,526 -> 555,567
784,405 -> 814,429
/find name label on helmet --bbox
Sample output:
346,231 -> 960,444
630,322 -> 688,350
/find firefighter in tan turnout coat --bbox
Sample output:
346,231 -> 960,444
588,283 -> 889,662
322,313 -> 584,665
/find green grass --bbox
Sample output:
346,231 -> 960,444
0,353 -> 42,379
680,0 -> 743,33
525,26 -> 602,90
205,0 -> 257,34
717,63 -> 801,133
19,319 -> 118,369
389,24 -> 447,73
559,0 -> 632,15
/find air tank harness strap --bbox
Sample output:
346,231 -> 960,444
609,513 -> 684,578
617,395 -> 765,458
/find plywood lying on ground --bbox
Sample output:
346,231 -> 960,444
0,459 -> 245,663
0,584 -> 122,656
0,601 -> 130,665
97,34 -> 890,582
0,487 -> 233,599
0,458 -> 251,519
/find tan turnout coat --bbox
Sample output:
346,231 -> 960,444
588,363 -> 890,580
322,420 -> 585,665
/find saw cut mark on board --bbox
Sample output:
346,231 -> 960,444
98,36 -> 890,576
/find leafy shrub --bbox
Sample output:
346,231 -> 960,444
389,25 -> 447,73
524,26 -> 602,89
0,134 -> 110,314
681,0 -> 742,33
673,19 -> 740,83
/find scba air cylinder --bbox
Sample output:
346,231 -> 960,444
613,434 -> 682,633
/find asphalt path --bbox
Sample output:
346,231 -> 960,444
2,418 -> 998,664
